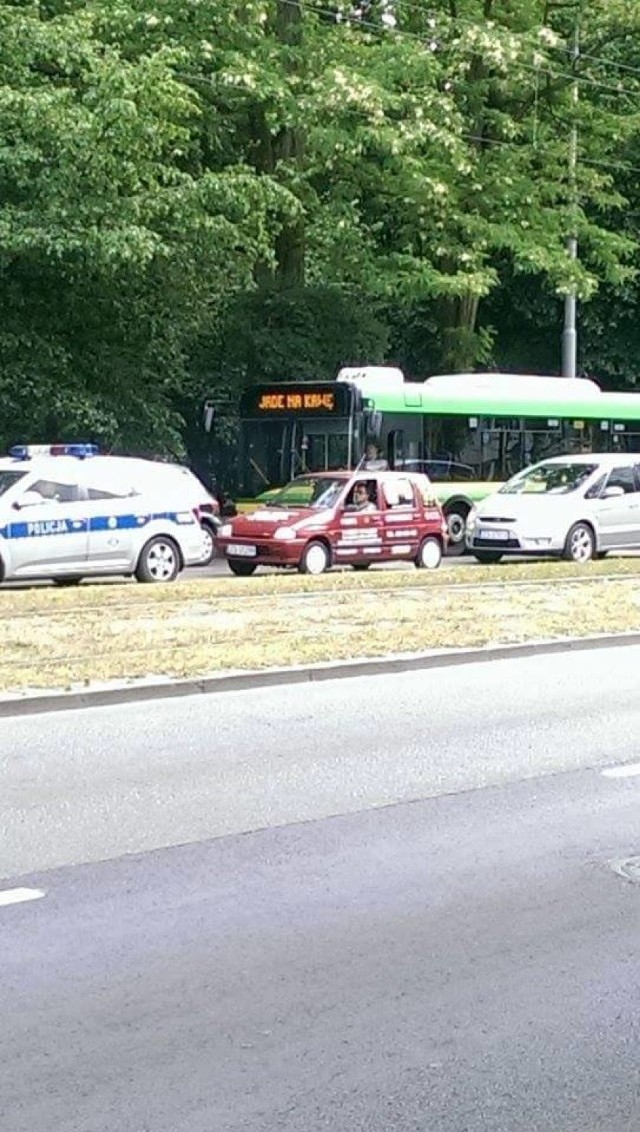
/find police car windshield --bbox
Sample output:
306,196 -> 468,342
266,476 -> 345,509
0,470 -> 27,496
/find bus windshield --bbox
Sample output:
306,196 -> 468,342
265,475 -> 347,509
499,461 -> 598,496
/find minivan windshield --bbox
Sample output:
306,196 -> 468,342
265,475 -> 346,510
499,462 -> 598,496
0,470 -> 27,497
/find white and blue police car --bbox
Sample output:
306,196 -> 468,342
0,444 -> 207,585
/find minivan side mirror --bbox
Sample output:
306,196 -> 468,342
602,485 -> 625,499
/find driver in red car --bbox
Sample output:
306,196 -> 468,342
349,482 -> 377,512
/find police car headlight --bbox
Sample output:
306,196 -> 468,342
220,523 -> 233,537
274,526 -> 297,540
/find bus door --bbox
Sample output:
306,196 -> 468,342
242,419 -> 292,496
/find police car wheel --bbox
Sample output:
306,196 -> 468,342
198,523 -> 217,566
416,536 -> 442,570
300,541 -> 330,575
136,537 -> 180,583
53,577 -> 83,587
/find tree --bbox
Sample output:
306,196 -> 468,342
0,0 -> 296,452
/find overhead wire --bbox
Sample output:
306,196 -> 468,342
174,1 -> 640,186
277,0 -> 640,99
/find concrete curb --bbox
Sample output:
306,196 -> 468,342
2,631 -> 640,718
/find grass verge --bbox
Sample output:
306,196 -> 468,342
1,559 -> 639,693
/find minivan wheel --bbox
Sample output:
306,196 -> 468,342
563,522 -> 595,563
416,536 -> 443,570
228,560 -> 257,576
136,537 -> 180,582
300,541 -> 330,575
474,552 -> 503,565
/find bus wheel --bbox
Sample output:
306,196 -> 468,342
228,560 -> 257,577
300,541 -> 330,575
444,507 -> 468,556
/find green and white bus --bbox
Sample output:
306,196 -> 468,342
237,367 -> 640,552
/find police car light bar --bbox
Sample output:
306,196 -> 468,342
9,444 -> 99,460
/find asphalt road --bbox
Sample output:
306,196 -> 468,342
1,647 -> 640,1131
190,551 -> 474,579
191,546 -> 640,580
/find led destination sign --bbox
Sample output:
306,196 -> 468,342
241,383 -> 352,417
258,390 -> 335,412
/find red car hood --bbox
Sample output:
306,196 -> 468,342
228,506 -> 324,537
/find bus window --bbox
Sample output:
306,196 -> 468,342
611,421 -> 640,453
565,420 -> 595,454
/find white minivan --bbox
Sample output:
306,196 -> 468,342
0,444 -> 206,584
466,453 -> 640,563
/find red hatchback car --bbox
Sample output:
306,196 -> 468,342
217,470 -> 448,576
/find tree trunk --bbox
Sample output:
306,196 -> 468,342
252,0 -> 305,290
436,293 -> 481,373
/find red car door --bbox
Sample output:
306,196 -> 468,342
332,479 -> 385,567
380,477 -> 423,561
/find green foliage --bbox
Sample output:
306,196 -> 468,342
1,0 -> 640,464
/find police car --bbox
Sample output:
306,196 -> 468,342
0,444 -> 207,585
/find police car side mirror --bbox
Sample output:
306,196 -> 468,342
14,491 -> 45,510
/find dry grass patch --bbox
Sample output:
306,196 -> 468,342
1,567 -> 640,694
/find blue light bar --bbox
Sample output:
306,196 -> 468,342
8,444 -> 99,460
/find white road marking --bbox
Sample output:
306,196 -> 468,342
0,887 -> 45,908
610,857 -> 640,883
601,763 -> 640,779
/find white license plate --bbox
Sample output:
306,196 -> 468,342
481,529 -> 510,541
227,544 -> 257,558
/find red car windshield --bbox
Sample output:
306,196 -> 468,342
265,476 -> 346,510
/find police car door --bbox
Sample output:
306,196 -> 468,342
9,474 -> 88,577
82,466 -> 141,568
